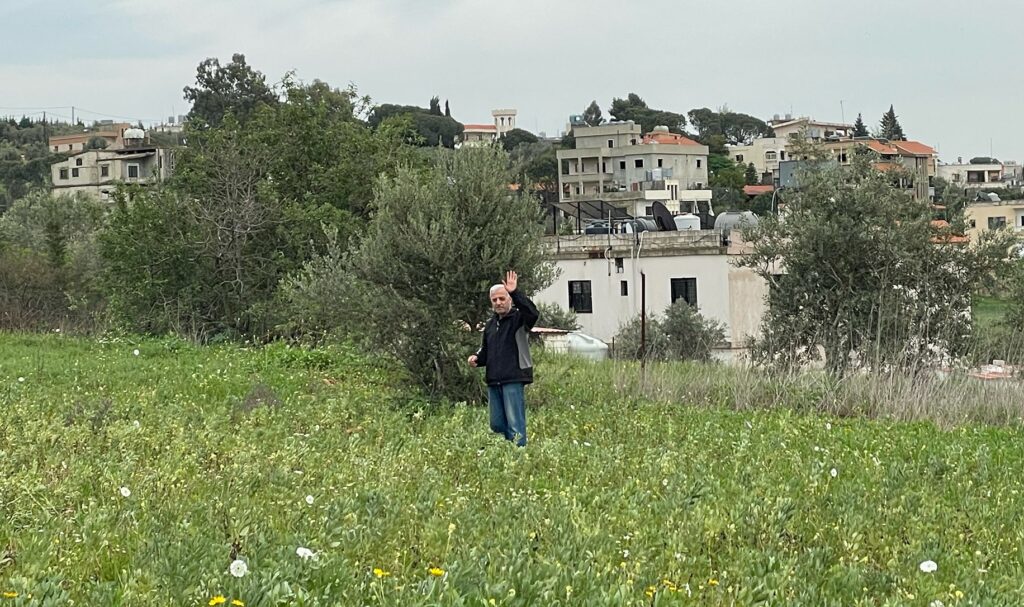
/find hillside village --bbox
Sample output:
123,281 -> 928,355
5,87 -> 1021,363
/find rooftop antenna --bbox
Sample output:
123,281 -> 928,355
839,99 -> 845,124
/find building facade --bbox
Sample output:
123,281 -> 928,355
728,137 -> 791,184
534,231 -> 768,356
557,122 -> 710,217
965,199 -> 1024,241
937,162 -> 1021,188
48,122 -> 132,154
51,137 -> 174,200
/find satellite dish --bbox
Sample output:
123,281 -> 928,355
650,201 -> 677,231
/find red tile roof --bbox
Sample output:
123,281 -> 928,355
743,185 -> 774,196
893,141 -> 936,156
642,132 -> 702,146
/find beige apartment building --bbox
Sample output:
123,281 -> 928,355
51,129 -> 173,200
556,122 -> 710,219
728,137 -> 791,184
965,199 -> 1024,241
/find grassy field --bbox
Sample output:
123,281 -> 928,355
4,334 -> 1024,605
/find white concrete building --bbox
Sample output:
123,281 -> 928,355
534,231 -> 768,355
937,162 -> 1021,188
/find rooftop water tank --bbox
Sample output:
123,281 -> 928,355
674,213 -> 701,231
714,211 -> 759,231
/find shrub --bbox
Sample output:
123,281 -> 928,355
612,300 -> 725,361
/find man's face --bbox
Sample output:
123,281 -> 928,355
490,286 -> 512,315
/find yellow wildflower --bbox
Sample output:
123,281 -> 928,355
373,567 -> 391,578
231,600 -> 245,606
3,592 -> 17,599
708,578 -> 720,586
209,597 -> 226,606
428,567 -> 445,577
645,585 -> 656,598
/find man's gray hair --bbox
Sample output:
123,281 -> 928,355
489,284 -> 507,296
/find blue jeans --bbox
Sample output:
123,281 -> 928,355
488,382 -> 527,446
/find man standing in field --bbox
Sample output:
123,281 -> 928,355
467,270 -> 539,447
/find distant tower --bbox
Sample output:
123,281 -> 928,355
492,109 -> 517,136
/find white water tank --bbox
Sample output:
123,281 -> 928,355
674,213 -> 701,230
566,332 -> 609,361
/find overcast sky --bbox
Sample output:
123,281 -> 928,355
2,0 -> 1020,162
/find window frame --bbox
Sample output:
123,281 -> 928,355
568,280 -> 593,314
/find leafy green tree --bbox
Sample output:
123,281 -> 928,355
84,136 -> 109,150
0,191 -> 107,329
500,128 -> 538,151
745,162 -> 758,185
536,302 -> 579,331
183,53 -> 279,128
612,299 -> 725,361
609,93 -> 686,134
879,105 -> 906,141
853,113 -> 868,137
709,154 -> 745,190
738,146 -> 1010,376
687,107 -> 772,145
582,100 -> 604,126
367,103 -> 463,148
278,146 -> 554,400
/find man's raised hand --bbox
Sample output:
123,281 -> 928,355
503,270 -> 518,293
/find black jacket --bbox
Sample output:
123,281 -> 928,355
476,290 -> 539,386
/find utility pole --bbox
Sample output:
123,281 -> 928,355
640,271 -> 647,370
71,106 -> 75,125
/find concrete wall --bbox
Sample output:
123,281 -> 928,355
573,122 -> 643,150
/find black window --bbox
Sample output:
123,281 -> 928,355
100,165 -> 109,177
128,164 -> 140,178
696,159 -> 702,168
59,168 -> 68,180
71,168 -> 79,178
988,216 -> 1007,230
620,280 -> 628,296
568,280 -> 593,313
607,139 -> 614,148
75,158 -> 83,166
634,159 -> 643,168
670,277 -> 697,306
615,257 -> 624,273
657,158 -> 663,168
618,160 -> 626,170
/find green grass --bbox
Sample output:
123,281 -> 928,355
973,296 -> 1010,330
3,334 -> 1024,605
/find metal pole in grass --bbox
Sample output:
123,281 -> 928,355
641,271 -> 647,370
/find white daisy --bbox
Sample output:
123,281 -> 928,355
919,559 -> 937,573
229,559 -> 248,577
305,495 -> 314,505
296,547 -> 316,560
119,486 -> 131,498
